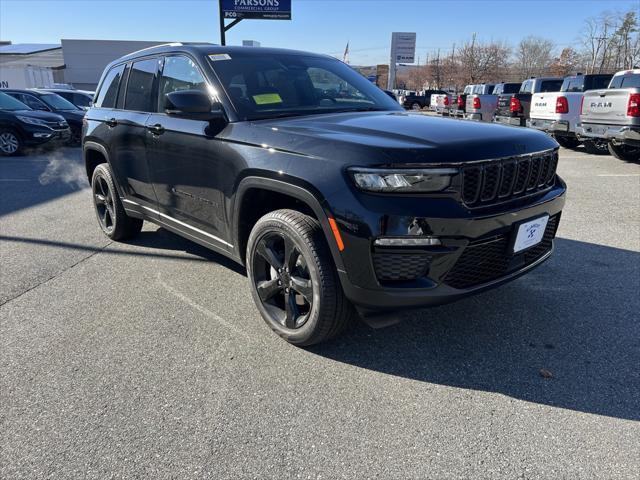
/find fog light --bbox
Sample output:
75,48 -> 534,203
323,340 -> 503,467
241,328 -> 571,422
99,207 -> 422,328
374,237 -> 441,247
33,133 -> 52,138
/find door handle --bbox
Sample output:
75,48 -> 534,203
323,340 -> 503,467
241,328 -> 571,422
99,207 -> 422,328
105,117 -> 117,128
147,123 -> 165,135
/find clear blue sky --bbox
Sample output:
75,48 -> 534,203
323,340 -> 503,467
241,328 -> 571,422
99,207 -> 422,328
1,0 -> 637,64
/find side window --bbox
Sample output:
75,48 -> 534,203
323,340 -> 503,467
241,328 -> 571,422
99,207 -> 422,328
24,94 -> 49,110
124,59 -> 159,112
72,93 -> 91,108
95,64 -> 125,108
158,56 -> 207,111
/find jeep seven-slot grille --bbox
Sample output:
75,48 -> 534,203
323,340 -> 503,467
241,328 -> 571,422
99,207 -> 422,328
444,215 -> 559,289
461,151 -> 558,207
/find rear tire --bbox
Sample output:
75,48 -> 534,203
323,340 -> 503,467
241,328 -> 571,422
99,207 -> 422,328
91,163 -> 143,240
0,129 -> 22,156
554,135 -> 580,149
582,139 -> 609,155
607,142 -> 640,162
411,102 -> 422,111
247,209 -> 353,346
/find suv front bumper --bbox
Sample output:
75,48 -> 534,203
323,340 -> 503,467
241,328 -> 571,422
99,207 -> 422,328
576,123 -> 640,146
331,180 -> 566,313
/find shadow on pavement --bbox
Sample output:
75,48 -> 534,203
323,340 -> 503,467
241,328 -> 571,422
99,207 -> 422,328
309,238 -> 640,421
0,147 -> 87,217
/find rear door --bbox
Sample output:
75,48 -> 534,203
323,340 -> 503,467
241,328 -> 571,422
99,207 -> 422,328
108,58 -> 160,207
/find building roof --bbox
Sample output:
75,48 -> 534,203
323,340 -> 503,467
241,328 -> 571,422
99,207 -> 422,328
0,44 -> 61,55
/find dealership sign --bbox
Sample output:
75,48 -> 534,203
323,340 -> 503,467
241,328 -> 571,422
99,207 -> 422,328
391,32 -> 416,63
221,0 -> 292,20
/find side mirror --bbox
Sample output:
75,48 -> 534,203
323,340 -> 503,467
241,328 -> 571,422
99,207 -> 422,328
165,90 -> 225,121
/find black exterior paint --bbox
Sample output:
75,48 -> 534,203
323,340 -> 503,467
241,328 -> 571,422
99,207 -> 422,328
83,44 -> 566,312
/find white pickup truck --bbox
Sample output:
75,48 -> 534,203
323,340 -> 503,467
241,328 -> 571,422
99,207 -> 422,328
465,83 -> 521,122
527,74 -> 612,152
576,69 -> 640,161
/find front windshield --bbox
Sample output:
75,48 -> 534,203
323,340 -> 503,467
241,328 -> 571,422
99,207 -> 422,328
0,92 -> 31,111
39,93 -> 79,111
211,53 -> 403,120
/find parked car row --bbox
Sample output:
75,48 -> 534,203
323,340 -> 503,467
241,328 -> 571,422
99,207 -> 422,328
0,87 -> 94,155
426,70 -> 639,161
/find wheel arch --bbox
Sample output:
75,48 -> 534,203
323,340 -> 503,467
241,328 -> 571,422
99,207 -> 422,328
83,141 -> 110,182
233,176 -> 346,273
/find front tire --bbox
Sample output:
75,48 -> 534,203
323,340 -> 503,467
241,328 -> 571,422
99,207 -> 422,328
91,163 -> 143,240
554,135 -> 580,149
247,209 -> 353,346
0,129 -> 22,156
607,142 -> 640,162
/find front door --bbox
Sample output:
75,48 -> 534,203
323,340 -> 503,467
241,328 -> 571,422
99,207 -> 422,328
145,55 -> 235,245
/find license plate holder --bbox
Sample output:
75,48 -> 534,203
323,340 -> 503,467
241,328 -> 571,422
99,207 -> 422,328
512,215 -> 549,253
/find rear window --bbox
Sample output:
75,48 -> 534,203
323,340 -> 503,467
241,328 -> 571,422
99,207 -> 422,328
539,80 -> 562,92
124,59 -> 159,112
587,76 -> 612,90
95,64 -> 125,108
609,73 -> 640,89
495,83 -> 520,95
520,80 -> 533,94
561,77 -> 584,92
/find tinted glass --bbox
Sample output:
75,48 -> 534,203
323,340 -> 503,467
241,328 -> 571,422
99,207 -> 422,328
620,74 -> 640,88
95,64 -> 125,108
588,76 -> 611,90
520,81 -> 533,94
124,59 -> 158,112
211,53 -> 402,120
561,77 -> 584,92
539,80 -> 563,92
39,93 -> 78,111
72,93 -> 92,107
0,92 -> 31,111
159,56 -> 207,111
14,93 -> 48,110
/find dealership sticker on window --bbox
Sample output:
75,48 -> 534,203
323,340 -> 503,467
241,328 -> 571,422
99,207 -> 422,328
253,93 -> 283,105
208,54 -> 231,61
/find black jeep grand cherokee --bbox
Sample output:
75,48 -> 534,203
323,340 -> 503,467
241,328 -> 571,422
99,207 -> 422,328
84,44 -> 566,346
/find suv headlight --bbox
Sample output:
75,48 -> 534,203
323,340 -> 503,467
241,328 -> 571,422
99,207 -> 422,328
16,116 -> 49,127
349,167 -> 457,193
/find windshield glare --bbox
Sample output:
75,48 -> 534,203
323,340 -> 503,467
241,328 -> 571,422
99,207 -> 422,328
0,92 -> 31,111
211,53 -> 403,120
40,93 -> 79,111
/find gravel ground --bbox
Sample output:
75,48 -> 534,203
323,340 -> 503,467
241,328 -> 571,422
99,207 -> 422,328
0,145 -> 638,479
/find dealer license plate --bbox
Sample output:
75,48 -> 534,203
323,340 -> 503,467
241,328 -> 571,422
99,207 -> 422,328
513,215 -> 549,253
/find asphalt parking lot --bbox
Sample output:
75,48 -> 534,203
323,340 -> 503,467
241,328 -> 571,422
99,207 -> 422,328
1,145 -> 639,479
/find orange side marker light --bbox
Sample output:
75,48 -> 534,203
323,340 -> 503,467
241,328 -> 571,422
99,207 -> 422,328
328,217 -> 345,252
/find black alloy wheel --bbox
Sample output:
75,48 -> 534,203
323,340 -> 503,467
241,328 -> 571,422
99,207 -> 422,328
252,231 -> 314,329
91,163 -> 143,240
94,173 -> 116,234
247,209 -> 353,346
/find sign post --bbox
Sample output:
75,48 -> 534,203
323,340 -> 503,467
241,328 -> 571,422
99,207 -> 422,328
387,32 -> 416,90
219,0 -> 292,45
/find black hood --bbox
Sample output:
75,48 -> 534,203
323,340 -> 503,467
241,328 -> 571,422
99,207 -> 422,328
9,109 -> 67,123
237,111 -> 558,165
55,110 -> 85,124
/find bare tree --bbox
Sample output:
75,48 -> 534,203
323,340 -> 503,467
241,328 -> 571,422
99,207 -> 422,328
549,47 -> 581,77
515,36 -> 555,78
456,35 -> 511,85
